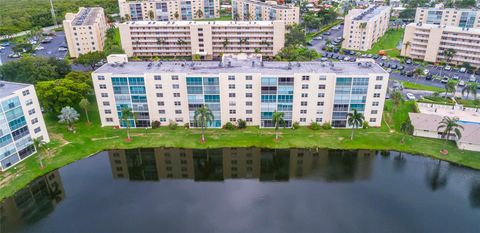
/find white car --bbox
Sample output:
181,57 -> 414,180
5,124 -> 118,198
58,47 -> 68,51
343,56 -> 350,61
452,75 -> 459,80
460,67 -> 467,73
423,69 -> 429,75
0,46 -> 5,50
458,80 -> 466,86
469,75 -> 476,82
444,65 -> 451,71
387,68 -> 392,73
35,46 -> 45,51
313,36 -> 323,40
406,93 -> 416,100
381,56 -> 387,60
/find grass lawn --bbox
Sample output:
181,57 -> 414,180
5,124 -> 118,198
366,29 -> 404,58
455,98 -> 480,108
195,15 -> 233,21
401,81 -> 444,92
1,99 -> 480,200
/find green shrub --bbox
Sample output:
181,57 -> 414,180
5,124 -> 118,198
151,120 -> 161,129
322,122 -> 332,130
292,121 -> 300,129
237,119 -> 247,129
184,123 -> 190,129
362,121 -> 369,129
168,120 -> 178,130
309,121 -> 320,130
223,122 -> 236,130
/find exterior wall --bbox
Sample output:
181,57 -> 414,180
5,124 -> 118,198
231,0 -> 299,25
457,141 -> 480,152
401,23 -> 480,67
0,84 -> 50,171
63,7 -> 108,58
413,129 -> 442,139
118,20 -> 285,59
415,8 -> 480,28
118,0 -> 220,21
92,63 -> 388,129
342,6 -> 391,51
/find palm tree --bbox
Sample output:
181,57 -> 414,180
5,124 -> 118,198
79,98 -> 90,124
402,41 -> 411,55
426,160 -> 448,191
174,12 -> 180,20
148,10 -> 155,20
222,38 -> 229,48
390,90 -> 403,112
442,48 -> 456,63
272,111 -> 285,141
437,116 -> 464,143
414,67 -> 424,81
347,109 -> 364,140
234,13 -> 240,21
444,80 -> 456,99
196,9 -> 204,19
121,107 -> 134,140
194,105 -> 214,142
462,82 -> 478,100
125,14 -> 131,21
33,138 -> 47,169
58,106 -> 80,132
400,118 -> 414,142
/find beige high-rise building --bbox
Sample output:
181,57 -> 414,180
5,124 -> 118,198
63,7 -> 108,58
342,5 -> 391,51
231,0 -> 299,25
415,7 -> 480,28
118,0 -> 220,21
118,20 -> 286,59
92,54 -> 388,129
401,23 -> 480,67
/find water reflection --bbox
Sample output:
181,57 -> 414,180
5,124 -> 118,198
0,171 -> 64,233
471,180 -> 480,208
108,148 -> 375,182
426,161 -> 448,191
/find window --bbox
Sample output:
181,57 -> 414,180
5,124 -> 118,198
174,93 -> 180,97
229,118 -> 236,122
155,84 -> 162,89
105,110 -> 112,114
22,90 -> 30,96
374,93 -> 380,98
300,110 -> 307,114
318,93 -> 325,98
31,118 -> 38,124
316,118 -> 322,122
376,76 -> 383,81
157,93 -> 163,97
371,110 -> 378,114
229,109 -> 236,114
160,118 -> 167,122
369,118 -> 377,123
246,101 -> 252,106
228,75 -> 235,80
159,110 -> 165,114
172,75 -> 179,80
98,76 -> 105,80
300,118 -> 306,122
246,118 -> 253,122
301,93 -> 308,98
302,84 -> 309,89
302,75 -> 310,81
246,84 -> 252,89
99,84 -> 107,89
301,101 -> 307,106
229,101 -> 236,106
157,101 -> 164,106
375,85 -> 382,89
318,84 -> 326,89
28,109 -> 35,115
229,84 -> 235,89
372,101 -> 379,106
106,118 -> 113,122
175,110 -> 182,114
34,127 -> 41,133
172,84 -> 180,89
174,101 -> 181,106
319,76 -> 326,81
246,75 -> 253,80
246,93 -> 252,98
229,93 -> 236,97
317,102 -> 324,106
154,75 -> 161,80
246,110 -> 252,114
103,101 -> 110,106
175,118 -> 183,123
100,93 -> 108,98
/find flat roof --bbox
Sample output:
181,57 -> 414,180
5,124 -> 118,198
72,7 -> 103,26
353,5 -> 389,21
409,22 -> 480,33
0,81 -> 30,99
94,60 -> 387,76
124,20 -> 282,26
241,0 -> 294,9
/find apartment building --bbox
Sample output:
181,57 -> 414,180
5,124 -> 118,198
401,23 -> 480,67
92,54 -> 388,129
63,7 -> 108,58
107,148 -> 375,181
0,82 -> 50,171
231,0 -> 300,25
415,7 -> 480,28
118,0 -> 220,21
118,20 -> 285,59
342,5 -> 391,51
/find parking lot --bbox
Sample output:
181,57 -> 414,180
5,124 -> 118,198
0,31 -> 68,64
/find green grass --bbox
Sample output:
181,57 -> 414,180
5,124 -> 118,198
455,98 -> 480,108
194,15 -> 233,21
1,99 -> 480,200
401,81 -> 444,92
366,29 -> 404,58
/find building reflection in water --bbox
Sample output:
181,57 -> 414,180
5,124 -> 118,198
0,170 -> 65,232
108,148 -> 375,182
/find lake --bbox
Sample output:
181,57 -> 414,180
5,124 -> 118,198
1,148 -> 480,233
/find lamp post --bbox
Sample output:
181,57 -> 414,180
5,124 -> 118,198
49,0 -> 58,27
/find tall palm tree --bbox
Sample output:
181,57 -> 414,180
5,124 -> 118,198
444,80 -> 456,99
347,109 -> 364,140
33,138 -> 47,169
437,116 -> 464,143
414,67 -> 424,81
402,41 -> 411,55
121,106 -> 134,140
442,48 -> 456,63
194,105 -> 214,142
390,90 -> 403,112
462,82 -> 478,100
400,118 -> 414,142
79,98 -> 90,124
272,111 -> 284,141
58,106 -> 80,132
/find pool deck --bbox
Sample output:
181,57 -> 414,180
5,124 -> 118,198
417,103 -> 480,123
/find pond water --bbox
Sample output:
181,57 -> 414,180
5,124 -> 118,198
1,148 -> 480,233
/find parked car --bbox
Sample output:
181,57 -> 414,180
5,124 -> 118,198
444,65 -> 451,71
35,46 -> 45,51
458,80 -> 466,86
373,55 -> 379,59
406,70 -> 414,77
58,47 -> 68,51
387,68 -> 392,73
390,64 -> 397,69
423,69 -> 429,75
344,56 -> 350,61
469,75 -> 477,82
320,57 -> 328,62
381,56 -> 387,60
460,67 -> 467,73
467,69 -> 474,74
0,46 -> 5,50
425,75 -> 433,80
323,32 -> 331,36
393,80 -> 403,90
475,70 -> 480,75
313,36 -> 323,40
8,53 -> 20,58
397,65 -> 404,70
406,93 -> 416,100
0,42 -> 10,47
405,59 -> 412,64
452,75 -> 459,80
441,77 -> 449,83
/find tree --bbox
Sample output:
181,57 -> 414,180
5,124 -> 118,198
196,9 -> 204,19
65,71 -> 93,88
75,51 -> 106,70
222,38 -> 229,48
285,24 -> 306,47
442,48 -> 456,63
36,78 -> 91,113
391,90 -> 403,112
121,107 -> 135,141
194,105 -> 214,143
272,111 -> 285,141
0,57 -> 71,84
79,98 -> 90,124
444,80 -> 456,99
12,43 -> 33,54
174,12 -> 180,20
399,8 -> 416,19
437,116 -> 464,143
33,138 -> 47,169
234,13 -> 240,21
125,14 -> 131,21
462,82 -> 478,100
148,10 -> 155,20
400,118 -> 414,142
58,106 -> 80,132
414,66 -> 424,81
347,109 -> 364,140
402,41 -> 411,54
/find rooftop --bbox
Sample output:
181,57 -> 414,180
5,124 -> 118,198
240,0 -> 295,9
353,5 -> 389,21
124,20 -> 282,26
94,59 -> 386,76
72,7 -> 103,26
0,81 -> 30,99
409,22 -> 480,33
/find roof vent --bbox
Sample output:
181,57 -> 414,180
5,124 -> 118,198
0,82 -> 4,87
251,61 -> 255,67
227,61 -> 231,67
287,62 -> 292,70
261,61 -> 264,67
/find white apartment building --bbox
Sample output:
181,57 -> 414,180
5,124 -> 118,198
231,0 -> 300,25
92,54 -> 388,129
118,20 -> 285,59
401,23 -> 480,67
118,0 -> 220,21
63,7 -> 108,58
342,5 -> 391,51
0,81 -> 50,171
415,7 -> 480,28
